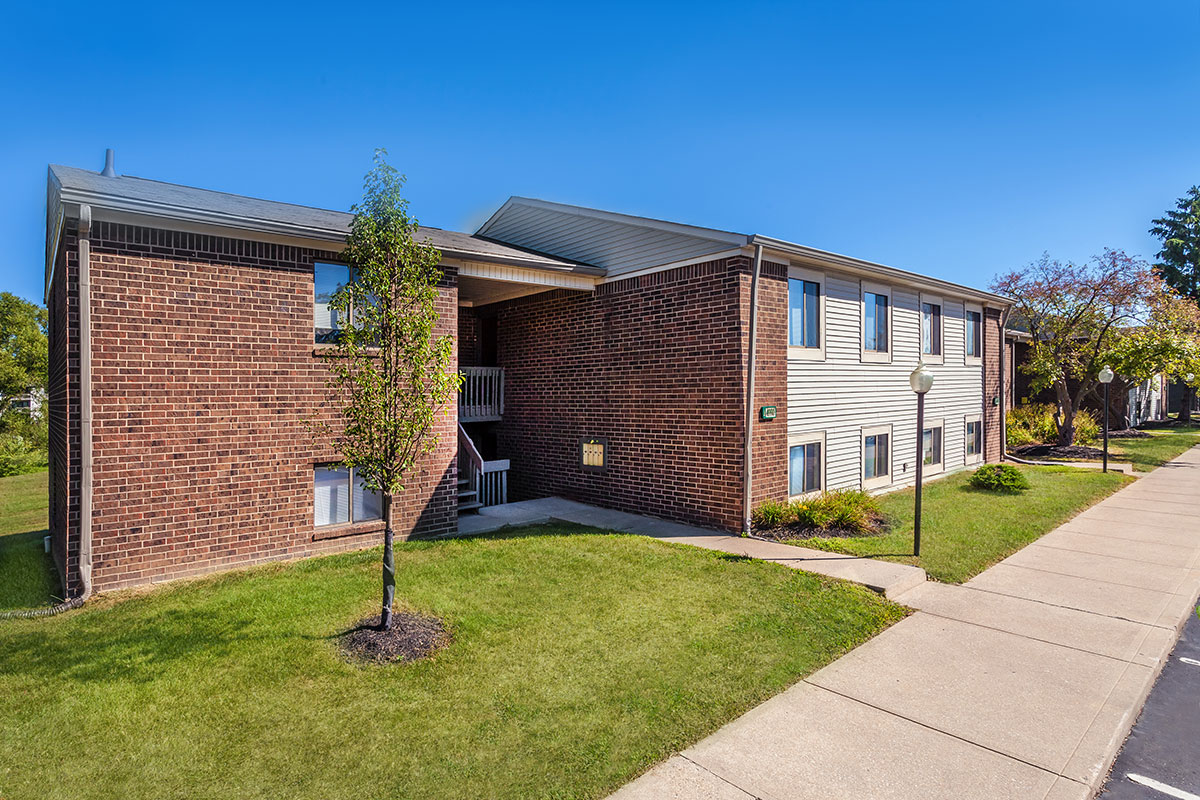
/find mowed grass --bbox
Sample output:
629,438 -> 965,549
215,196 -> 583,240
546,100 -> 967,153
0,470 -> 60,609
1113,422 -> 1200,472
0,520 -> 904,800
794,466 -> 1130,583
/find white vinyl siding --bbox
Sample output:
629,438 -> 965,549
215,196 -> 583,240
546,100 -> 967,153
788,272 -> 987,494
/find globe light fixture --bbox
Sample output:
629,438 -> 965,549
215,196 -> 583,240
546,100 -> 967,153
910,360 -> 935,394
910,360 -> 935,556
1098,366 -> 1114,385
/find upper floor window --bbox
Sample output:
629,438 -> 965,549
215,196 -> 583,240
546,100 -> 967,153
862,283 -> 891,362
965,306 -> 983,362
921,300 -> 942,357
789,278 -> 820,349
787,266 -> 825,360
315,262 -> 352,343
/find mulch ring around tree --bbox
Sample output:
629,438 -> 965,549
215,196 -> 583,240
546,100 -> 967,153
339,612 -> 451,665
1012,443 -> 1105,460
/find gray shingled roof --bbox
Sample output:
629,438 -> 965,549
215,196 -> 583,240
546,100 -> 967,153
48,164 -> 598,274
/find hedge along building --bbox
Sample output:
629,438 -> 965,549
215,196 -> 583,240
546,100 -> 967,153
45,153 -> 1012,596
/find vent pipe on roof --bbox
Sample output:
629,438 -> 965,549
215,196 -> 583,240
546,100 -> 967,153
100,149 -> 116,177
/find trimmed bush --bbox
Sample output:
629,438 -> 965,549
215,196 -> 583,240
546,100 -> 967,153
0,433 -> 47,477
968,463 -> 1030,493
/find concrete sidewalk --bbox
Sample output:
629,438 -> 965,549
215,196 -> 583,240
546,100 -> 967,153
610,446 -> 1200,800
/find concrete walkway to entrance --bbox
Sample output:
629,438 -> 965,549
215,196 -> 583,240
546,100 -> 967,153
455,496 -> 926,599
607,447 -> 1200,800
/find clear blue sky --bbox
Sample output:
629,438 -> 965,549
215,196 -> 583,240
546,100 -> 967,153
1,0 -> 1197,304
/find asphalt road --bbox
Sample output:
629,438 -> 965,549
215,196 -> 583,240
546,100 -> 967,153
1098,603 -> 1200,800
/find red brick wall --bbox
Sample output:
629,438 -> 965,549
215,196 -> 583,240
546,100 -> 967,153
741,260 -> 789,509
458,307 -> 481,368
984,307 -> 1003,461
492,258 -> 747,531
51,220 -> 458,594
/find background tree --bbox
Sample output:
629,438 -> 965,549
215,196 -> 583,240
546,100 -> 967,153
0,293 -> 48,415
993,250 -> 1199,445
1149,186 -> 1200,419
317,151 -> 461,631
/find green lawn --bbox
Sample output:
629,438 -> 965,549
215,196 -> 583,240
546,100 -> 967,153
1112,422 -> 1200,472
793,466 -> 1130,583
0,518 -> 903,800
0,470 -> 60,610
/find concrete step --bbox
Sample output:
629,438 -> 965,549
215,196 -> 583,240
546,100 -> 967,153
457,500 -> 483,514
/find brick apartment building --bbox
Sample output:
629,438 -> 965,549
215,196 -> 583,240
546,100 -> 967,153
45,158 -> 1011,597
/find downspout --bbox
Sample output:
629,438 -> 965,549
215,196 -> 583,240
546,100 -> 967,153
999,307 -> 1011,461
742,244 -> 764,534
77,204 -> 94,602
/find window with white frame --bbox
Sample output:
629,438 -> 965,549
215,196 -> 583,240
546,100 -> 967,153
920,295 -> 943,361
788,433 -> 825,497
788,267 -> 824,359
314,465 -> 383,526
964,304 -> 983,363
862,425 -> 892,488
965,416 -> 983,463
922,420 -> 944,472
861,283 -> 891,362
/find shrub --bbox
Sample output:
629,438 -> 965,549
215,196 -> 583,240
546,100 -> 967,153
1007,402 -> 1099,446
0,432 -> 47,477
968,463 -> 1030,492
751,498 -> 792,529
1073,410 -> 1100,445
754,491 -> 884,536
1007,403 -> 1058,445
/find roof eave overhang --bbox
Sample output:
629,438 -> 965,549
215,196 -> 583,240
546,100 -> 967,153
749,235 -> 1013,307
49,187 -> 604,278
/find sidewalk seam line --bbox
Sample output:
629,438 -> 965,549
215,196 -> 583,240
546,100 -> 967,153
1029,540 -> 1194,569
955,583 -> 1175,630
907,606 -> 1150,666
676,754 -> 765,800
799,681 -> 1069,781
984,562 -> 1182,595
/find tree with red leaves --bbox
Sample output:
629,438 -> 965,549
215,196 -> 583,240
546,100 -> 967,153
994,250 -> 1200,446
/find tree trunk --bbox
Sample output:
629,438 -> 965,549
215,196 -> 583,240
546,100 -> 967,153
380,493 -> 395,631
1182,386 -> 1193,423
1054,381 -> 1075,447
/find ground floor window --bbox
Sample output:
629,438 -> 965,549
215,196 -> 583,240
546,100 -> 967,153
965,416 -> 983,462
922,422 -> 944,471
862,425 -> 891,488
789,433 -> 824,496
314,465 -> 383,526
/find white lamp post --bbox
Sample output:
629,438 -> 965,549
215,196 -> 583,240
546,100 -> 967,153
910,360 -> 935,556
1098,366 -> 1114,472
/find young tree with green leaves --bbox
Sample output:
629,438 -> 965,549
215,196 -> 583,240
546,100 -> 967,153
1149,186 -> 1200,419
993,250 -> 1200,445
317,151 -> 461,631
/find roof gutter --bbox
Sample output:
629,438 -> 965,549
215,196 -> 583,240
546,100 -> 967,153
742,244 -> 764,535
748,234 -> 1012,307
